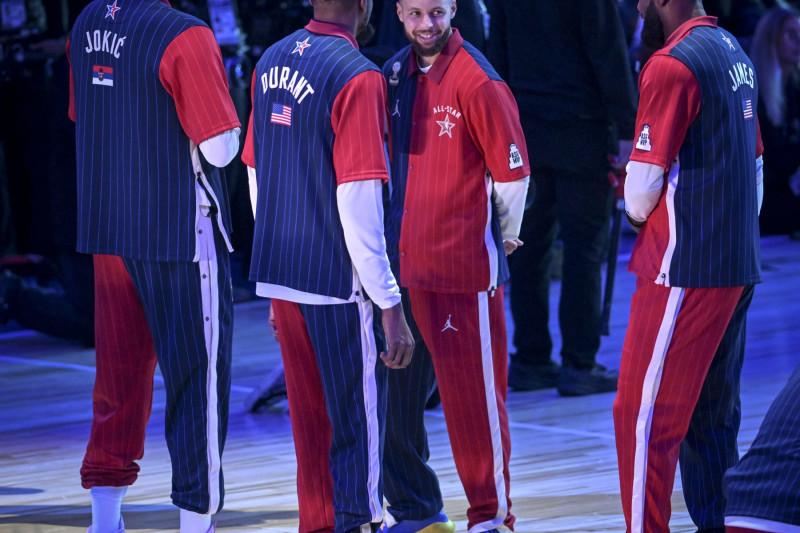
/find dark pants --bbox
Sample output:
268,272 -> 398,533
508,166 -> 612,368
121,219 -> 232,514
383,288 -> 442,522
272,297 -> 387,533
723,362 -> 800,527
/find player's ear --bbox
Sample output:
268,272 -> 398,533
451,0 -> 457,17
396,1 -> 403,21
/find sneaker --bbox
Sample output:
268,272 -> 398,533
379,511 -> 455,533
87,518 -> 125,533
557,364 -> 618,397
508,359 -> 560,391
245,365 -> 287,412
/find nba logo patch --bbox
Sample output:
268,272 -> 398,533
271,103 -> 292,126
508,143 -> 523,169
742,99 -> 753,119
92,65 -> 114,86
636,124 -> 652,151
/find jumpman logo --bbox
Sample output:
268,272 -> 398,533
441,314 -> 458,332
392,99 -> 401,117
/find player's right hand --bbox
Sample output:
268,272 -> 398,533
504,238 -> 523,255
380,302 -> 414,369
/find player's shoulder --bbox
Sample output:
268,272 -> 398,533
458,40 -> 503,83
641,46 -> 694,83
163,3 -> 208,29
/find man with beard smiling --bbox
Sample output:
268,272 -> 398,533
241,1 -> 415,532
380,1 -> 530,532
613,1 -> 764,532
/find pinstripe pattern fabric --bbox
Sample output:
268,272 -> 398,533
68,0 -> 238,261
122,216 -> 233,514
613,278 -> 743,533
382,30 -> 529,293
241,20 -> 394,532
667,26 -> 760,287
273,298 -> 385,532
628,18 -> 761,289
383,288 -> 443,523
271,299 -> 335,533
246,25 -> 382,300
81,254 -> 157,489
679,285 -> 754,530
407,287 -> 513,532
724,363 -> 800,528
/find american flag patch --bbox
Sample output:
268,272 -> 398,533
742,99 -> 753,119
271,103 -> 292,126
92,65 -> 114,86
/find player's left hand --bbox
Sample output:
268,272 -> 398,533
504,238 -> 523,255
380,302 -> 414,369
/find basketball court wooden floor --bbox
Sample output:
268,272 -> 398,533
1,236 -> 798,532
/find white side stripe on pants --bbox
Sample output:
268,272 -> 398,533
476,291 -> 507,533
196,188 -> 222,514
631,287 -> 685,533
357,300 -> 383,522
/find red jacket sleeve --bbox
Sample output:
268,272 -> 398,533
67,37 -> 75,122
630,54 -> 701,170
241,70 -> 257,168
159,26 -> 240,145
330,70 -> 390,185
463,79 -> 530,183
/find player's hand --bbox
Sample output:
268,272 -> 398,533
380,302 -> 414,369
504,238 -> 523,256
268,303 -> 279,343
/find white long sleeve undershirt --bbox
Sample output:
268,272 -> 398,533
625,156 -> 765,223
493,176 -> 529,241
337,180 -> 401,310
624,160 -> 664,223
199,128 -> 240,167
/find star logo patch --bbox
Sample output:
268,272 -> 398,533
292,37 -> 311,56
721,34 -> 736,51
437,115 -> 455,138
105,0 -> 121,20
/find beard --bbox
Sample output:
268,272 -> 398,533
406,28 -> 450,59
640,2 -> 666,50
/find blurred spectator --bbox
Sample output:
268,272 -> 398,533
0,0 -> 93,345
750,5 -> 800,236
488,0 -> 636,396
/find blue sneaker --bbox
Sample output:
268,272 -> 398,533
379,512 -> 455,533
86,518 -> 124,533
